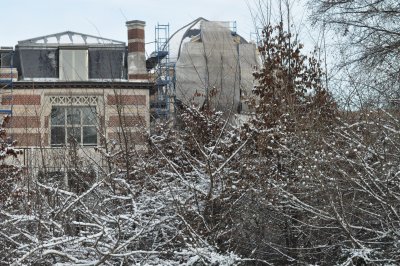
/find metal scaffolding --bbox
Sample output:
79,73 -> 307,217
152,23 -> 175,119
0,47 -> 15,116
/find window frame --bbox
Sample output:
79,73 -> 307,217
59,47 -> 89,81
50,105 -> 97,147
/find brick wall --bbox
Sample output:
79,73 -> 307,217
128,28 -> 144,39
107,95 -> 146,106
128,74 -> 149,80
0,72 -> 18,79
12,133 -> 42,146
2,95 -> 41,105
108,131 -> 146,144
128,42 -> 145,52
9,116 -> 40,128
108,115 -> 145,127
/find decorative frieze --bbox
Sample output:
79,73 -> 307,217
49,95 -> 98,105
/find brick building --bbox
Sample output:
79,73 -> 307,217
0,20 -> 151,170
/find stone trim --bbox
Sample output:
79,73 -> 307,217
49,95 -> 98,105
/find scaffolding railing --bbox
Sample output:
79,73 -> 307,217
250,27 -> 264,47
0,48 -> 15,116
153,23 -> 175,120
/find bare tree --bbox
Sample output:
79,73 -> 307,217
308,0 -> 400,106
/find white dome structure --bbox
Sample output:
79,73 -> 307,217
169,18 -> 260,113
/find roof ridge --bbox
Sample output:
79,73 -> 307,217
18,31 -> 125,45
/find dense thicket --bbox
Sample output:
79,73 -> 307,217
1,14 -> 400,265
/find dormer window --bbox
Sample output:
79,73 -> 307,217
0,49 -> 12,67
59,48 -> 88,81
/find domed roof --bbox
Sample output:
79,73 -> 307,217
167,17 -> 248,62
174,19 -> 259,112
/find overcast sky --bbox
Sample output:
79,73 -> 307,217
1,0 -> 316,54
1,0 -> 261,53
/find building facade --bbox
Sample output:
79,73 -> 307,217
0,20 -> 151,171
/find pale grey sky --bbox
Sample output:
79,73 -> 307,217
1,0 -> 258,53
1,0 -> 316,54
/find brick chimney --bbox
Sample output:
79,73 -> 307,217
126,20 -> 147,81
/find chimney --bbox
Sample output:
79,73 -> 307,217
126,20 -> 147,81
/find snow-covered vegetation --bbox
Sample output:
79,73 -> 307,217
1,1 -> 400,264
